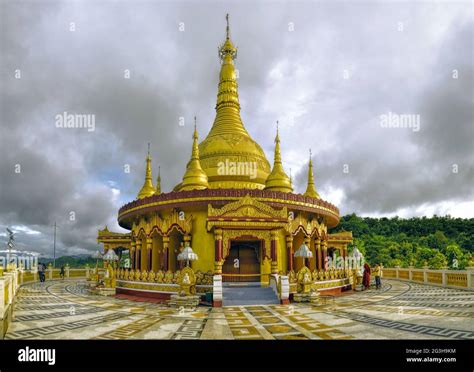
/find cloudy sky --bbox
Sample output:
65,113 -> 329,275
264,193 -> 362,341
0,0 -> 472,257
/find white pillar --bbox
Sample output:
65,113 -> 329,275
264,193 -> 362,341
213,275 -> 223,307
466,267 -> 474,289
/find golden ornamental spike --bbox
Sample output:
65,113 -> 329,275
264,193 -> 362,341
264,120 -> 292,193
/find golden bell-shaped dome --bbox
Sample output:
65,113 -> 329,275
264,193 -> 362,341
265,123 -> 293,192
197,14 -> 271,190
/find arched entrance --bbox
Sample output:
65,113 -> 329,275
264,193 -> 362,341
222,240 -> 261,282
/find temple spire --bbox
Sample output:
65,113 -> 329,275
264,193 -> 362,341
178,117 -> 209,191
137,143 -> 155,199
155,166 -> 161,195
304,149 -> 320,199
264,121 -> 293,193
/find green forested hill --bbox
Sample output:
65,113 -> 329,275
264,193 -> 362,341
330,214 -> 474,269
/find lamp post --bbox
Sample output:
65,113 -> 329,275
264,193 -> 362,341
294,242 -> 313,269
103,249 -> 119,268
177,242 -> 198,268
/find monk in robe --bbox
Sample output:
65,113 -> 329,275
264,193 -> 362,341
363,263 -> 371,290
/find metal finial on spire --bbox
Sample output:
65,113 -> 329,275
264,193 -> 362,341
226,13 -> 230,39
147,142 -> 151,156
309,148 -> 312,158
193,116 -> 198,139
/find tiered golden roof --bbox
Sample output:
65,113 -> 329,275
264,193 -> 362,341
265,123 -> 293,193
176,118 -> 209,191
304,150 -> 320,199
197,14 -> 271,189
137,144 -> 156,199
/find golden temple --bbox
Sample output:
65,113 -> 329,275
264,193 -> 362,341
98,15 -> 353,306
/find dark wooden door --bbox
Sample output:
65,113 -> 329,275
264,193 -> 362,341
222,241 -> 260,282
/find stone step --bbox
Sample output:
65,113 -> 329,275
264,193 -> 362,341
222,285 -> 280,306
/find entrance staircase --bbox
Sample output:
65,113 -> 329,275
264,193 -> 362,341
222,283 -> 280,306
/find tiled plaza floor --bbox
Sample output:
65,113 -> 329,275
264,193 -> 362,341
4,279 -> 474,340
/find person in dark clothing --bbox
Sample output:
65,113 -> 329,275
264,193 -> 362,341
60,265 -> 65,279
362,263 -> 371,290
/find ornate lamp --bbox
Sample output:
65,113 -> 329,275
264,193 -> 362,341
93,249 -> 103,270
103,249 -> 119,268
294,243 -> 313,258
177,242 -> 198,267
294,242 -> 312,268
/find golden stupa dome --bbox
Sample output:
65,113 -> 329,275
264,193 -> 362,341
198,15 -> 271,189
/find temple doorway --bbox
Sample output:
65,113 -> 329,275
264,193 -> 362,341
222,240 -> 261,282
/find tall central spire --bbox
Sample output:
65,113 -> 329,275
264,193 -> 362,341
196,14 -> 271,190
211,13 -> 245,135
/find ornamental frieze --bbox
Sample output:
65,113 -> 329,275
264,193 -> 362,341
208,194 -> 287,220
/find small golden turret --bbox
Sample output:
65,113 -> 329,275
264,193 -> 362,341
178,117 -> 209,191
155,166 -> 161,195
137,143 -> 156,199
265,122 -> 293,193
304,149 -> 320,199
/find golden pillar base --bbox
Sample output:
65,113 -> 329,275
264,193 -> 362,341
214,261 -> 223,274
271,261 -> 278,274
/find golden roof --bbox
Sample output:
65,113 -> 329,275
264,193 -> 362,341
198,14 -> 271,189
176,119 -> 209,191
304,150 -> 320,199
137,144 -> 156,199
264,123 -> 293,193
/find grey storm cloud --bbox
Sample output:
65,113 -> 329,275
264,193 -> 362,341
0,0 -> 472,256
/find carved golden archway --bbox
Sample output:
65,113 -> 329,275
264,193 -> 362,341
221,229 -> 273,260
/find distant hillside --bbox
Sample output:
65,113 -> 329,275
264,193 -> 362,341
39,255 -> 97,268
330,214 -> 474,269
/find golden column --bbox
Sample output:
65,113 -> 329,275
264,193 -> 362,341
214,229 -> 223,274
315,237 -> 322,271
130,241 -> 136,270
135,240 -> 142,271
321,239 -> 328,271
162,236 -> 170,272
286,235 -> 293,273
270,230 -> 279,274
146,238 -> 153,271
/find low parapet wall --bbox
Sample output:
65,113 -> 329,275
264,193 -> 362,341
382,266 -> 474,291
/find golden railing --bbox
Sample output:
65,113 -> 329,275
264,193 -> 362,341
427,272 -> 442,284
447,273 -> 467,287
380,267 -> 473,290
382,269 -> 396,278
398,270 -> 409,279
412,271 -> 424,282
